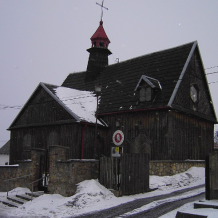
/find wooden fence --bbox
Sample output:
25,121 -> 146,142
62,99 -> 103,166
100,153 -> 149,196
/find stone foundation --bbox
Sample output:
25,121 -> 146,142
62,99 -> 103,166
149,160 -> 205,176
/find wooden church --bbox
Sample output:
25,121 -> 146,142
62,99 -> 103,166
8,18 -> 217,165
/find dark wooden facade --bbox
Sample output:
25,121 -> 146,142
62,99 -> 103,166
98,109 -> 214,160
8,41 -> 217,165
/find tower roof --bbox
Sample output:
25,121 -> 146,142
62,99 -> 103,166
90,21 -> 110,48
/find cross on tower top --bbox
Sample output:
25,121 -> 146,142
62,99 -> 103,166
96,0 -> 108,21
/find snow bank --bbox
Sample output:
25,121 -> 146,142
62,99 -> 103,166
150,167 -> 205,190
66,179 -> 115,209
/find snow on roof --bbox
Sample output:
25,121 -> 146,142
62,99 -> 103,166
53,86 -> 101,125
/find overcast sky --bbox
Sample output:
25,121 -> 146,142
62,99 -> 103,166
0,0 -> 218,146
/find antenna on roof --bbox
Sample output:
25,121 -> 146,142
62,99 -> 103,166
96,0 -> 108,21
115,58 -> 120,63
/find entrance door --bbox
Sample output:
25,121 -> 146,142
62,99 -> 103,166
39,149 -> 49,192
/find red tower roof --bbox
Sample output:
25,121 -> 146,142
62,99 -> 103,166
90,21 -> 110,48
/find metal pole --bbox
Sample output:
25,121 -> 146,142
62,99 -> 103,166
94,94 -> 99,159
31,183 -> 33,201
7,182 -> 8,197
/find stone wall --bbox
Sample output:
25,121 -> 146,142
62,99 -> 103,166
149,160 -> 205,176
0,146 -> 99,197
0,149 -> 43,192
0,145 -> 205,196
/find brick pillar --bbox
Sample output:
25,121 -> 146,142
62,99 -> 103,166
48,145 -> 69,194
206,151 -> 218,200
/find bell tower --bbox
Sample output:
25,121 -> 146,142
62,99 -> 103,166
86,1 -> 112,81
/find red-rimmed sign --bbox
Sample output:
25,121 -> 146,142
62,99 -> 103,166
112,130 -> 124,146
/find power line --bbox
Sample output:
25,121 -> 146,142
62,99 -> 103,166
0,93 -> 97,110
206,71 -> 218,75
205,65 -> 218,70
209,81 -> 218,84
0,104 -> 22,110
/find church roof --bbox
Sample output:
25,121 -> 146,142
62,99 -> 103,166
42,83 -> 104,125
61,42 -> 191,110
62,41 -> 217,123
0,140 -> 10,155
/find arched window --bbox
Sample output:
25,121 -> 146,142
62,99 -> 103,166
99,41 -> 104,47
47,131 -> 59,147
22,134 -> 31,160
23,134 -> 31,150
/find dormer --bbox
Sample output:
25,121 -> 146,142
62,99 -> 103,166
134,75 -> 162,102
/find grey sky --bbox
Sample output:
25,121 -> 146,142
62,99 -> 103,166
0,0 -> 218,146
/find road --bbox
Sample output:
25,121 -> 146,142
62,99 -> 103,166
72,184 -> 205,218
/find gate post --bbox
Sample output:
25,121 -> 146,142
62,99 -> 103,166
205,151 -> 218,200
48,145 -> 69,194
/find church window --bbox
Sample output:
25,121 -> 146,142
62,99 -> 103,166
22,134 -> 31,160
23,134 -> 31,150
139,86 -> 152,102
99,41 -> 104,47
48,131 -> 59,147
190,84 -> 198,103
135,75 -> 162,103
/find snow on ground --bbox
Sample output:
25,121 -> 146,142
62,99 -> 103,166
0,167 -> 210,218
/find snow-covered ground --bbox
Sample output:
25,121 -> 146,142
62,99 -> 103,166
0,167 -> 217,218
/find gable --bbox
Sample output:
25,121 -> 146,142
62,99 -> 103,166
170,44 -> 217,122
9,82 -> 105,129
9,84 -> 77,129
0,140 -> 10,154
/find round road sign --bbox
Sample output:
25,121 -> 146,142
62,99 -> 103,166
112,130 -> 124,146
